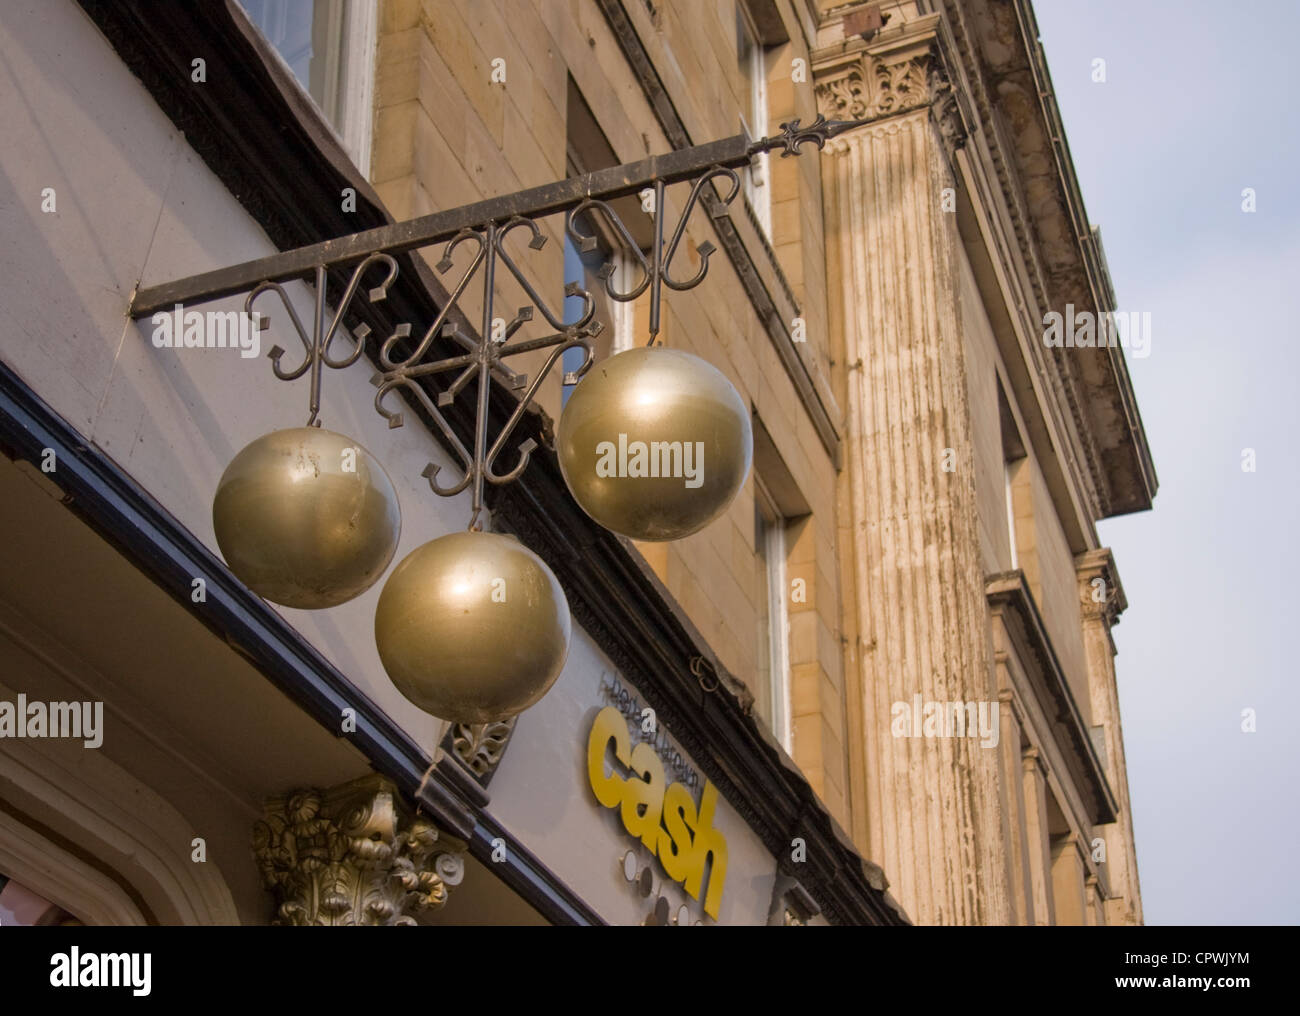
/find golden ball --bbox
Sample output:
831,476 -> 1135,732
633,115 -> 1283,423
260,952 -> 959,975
374,531 -> 570,723
557,346 -> 752,541
213,427 -> 401,609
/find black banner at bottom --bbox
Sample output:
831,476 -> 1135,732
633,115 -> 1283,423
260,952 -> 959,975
0,925 -> 1272,1003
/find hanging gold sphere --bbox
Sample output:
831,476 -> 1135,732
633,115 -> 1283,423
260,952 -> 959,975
374,531 -> 571,724
213,427 -> 401,609
557,346 -> 752,541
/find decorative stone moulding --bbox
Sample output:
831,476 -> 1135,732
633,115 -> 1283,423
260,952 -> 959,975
252,774 -> 466,926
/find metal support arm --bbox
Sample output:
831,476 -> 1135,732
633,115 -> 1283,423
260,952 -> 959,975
128,115 -> 874,528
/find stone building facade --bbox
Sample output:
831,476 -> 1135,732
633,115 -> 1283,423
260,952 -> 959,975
0,0 -> 1150,925
368,0 -> 1151,927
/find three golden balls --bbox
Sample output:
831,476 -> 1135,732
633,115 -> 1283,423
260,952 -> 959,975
219,346 -> 749,723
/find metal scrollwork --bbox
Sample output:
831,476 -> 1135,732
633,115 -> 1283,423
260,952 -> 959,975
565,165 -> 741,344
566,198 -> 653,303
133,115 -> 883,528
246,253 -> 397,426
367,217 -> 600,530
660,166 -> 739,292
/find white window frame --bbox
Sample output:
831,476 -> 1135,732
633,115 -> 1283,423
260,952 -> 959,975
335,0 -> 377,177
235,0 -> 377,177
1005,459 -> 1019,570
608,250 -> 636,355
737,3 -> 772,238
755,478 -> 791,752
561,234 -> 636,355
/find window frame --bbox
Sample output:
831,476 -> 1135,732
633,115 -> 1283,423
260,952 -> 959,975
754,476 -> 792,752
1005,459 -> 1020,570
561,78 -> 641,391
735,1 -> 773,238
235,0 -> 377,176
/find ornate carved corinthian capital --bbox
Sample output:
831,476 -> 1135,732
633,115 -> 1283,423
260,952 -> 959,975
812,11 -> 968,157
252,773 -> 467,926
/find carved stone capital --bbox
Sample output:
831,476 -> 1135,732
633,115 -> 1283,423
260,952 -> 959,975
814,50 -> 932,124
926,58 -> 966,157
1021,745 -> 1048,778
1076,547 -> 1127,627
812,13 -> 968,157
252,773 -> 467,926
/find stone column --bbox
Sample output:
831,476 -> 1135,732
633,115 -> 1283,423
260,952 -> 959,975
1021,747 -> 1055,925
817,13 -> 1011,924
1050,833 -> 1089,926
1085,873 -> 1104,926
997,689 -> 1035,924
252,773 -> 467,926
1076,548 -> 1143,925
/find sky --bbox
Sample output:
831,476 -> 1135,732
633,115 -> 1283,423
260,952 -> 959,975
1032,0 -> 1300,924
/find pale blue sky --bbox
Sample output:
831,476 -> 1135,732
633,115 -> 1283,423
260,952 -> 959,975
1033,0 -> 1300,924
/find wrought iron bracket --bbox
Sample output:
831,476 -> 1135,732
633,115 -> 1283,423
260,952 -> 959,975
129,115 -> 874,528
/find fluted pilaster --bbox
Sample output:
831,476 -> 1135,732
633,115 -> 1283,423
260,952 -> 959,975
822,85 -> 1010,922
1021,748 -> 1055,925
1076,548 -> 1144,925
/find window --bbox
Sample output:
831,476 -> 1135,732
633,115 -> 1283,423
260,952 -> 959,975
563,227 -> 635,361
0,874 -> 79,926
750,416 -> 809,754
562,230 -> 637,404
1005,459 -> 1019,570
998,380 -> 1028,572
236,0 -> 377,174
562,78 -> 644,403
754,478 -> 791,750
736,3 -> 772,237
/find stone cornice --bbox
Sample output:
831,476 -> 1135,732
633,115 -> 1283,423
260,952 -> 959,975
935,0 -> 1156,519
814,3 -> 1111,548
931,0 -> 1108,527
